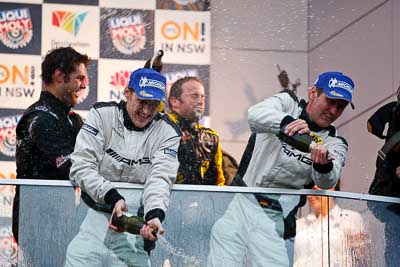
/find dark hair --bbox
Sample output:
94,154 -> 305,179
168,76 -> 203,107
41,46 -> 90,85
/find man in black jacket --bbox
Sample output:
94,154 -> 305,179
367,88 -> 400,267
12,46 -> 90,241
367,90 -> 400,196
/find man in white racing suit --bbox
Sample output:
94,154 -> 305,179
208,71 -> 355,267
65,68 -> 181,267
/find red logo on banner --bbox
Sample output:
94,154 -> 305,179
0,115 -> 21,157
110,70 -> 130,89
109,70 -> 131,101
0,8 -> 33,49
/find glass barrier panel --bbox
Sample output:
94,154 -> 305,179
0,183 -> 16,267
334,198 -> 399,267
295,194 -> 400,267
6,184 -> 399,267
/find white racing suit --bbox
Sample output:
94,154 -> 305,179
65,101 -> 181,267
208,92 -> 348,267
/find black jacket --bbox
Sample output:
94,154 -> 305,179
13,91 -> 83,241
15,91 -> 83,179
368,101 -> 400,197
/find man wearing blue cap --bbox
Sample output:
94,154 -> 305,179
65,68 -> 181,267
208,71 -> 355,266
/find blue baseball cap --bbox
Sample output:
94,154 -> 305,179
128,68 -> 166,101
314,71 -> 355,109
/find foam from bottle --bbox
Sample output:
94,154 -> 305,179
157,235 -> 202,266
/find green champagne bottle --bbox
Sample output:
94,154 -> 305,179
277,131 -> 313,153
277,127 -> 334,160
112,214 -> 145,235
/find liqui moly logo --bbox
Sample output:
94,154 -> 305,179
108,15 -> 146,55
52,11 -> 88,36
0,114 -> 21,157
0,8 -> 32,49
165,69 -> 198,85
164,68 -> 198,92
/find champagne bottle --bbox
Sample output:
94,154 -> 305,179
277,128 -> 334,160
277,130 -> 313,153
112,214 -> 158,237
112,214 -> 145,235
144,50 -> 164,72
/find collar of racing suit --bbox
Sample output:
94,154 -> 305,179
170,112 -> 197,131
41,91 -> 71,116
121,101 -> 153,131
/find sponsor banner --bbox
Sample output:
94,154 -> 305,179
41,3 -> 99,58
0,3 -> 41,55
0,161 -> 16,181
44,0 -> 98,5
0,2 -> 211,186
157,0 -> 210,11
0,161 -> 16,218
155,10 -> 210,64
99,0 -> 156,9
0,110 -> 23,161
162,63 -> 209,115
74,59 -> 98,110
100,8 -> 154,60
0,54 -> 41,109
97,58 -> 145,102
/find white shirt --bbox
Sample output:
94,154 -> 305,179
294,205 -> 367,267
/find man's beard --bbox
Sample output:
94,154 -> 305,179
65,88 -> 79,106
